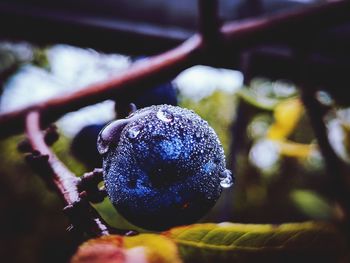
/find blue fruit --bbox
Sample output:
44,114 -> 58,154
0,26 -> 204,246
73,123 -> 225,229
71,124 -> 105,169
98,105 -> 233,230
71,81 -> 177,168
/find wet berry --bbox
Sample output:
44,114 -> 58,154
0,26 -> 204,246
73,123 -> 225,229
71,81 -> 177,168
99,105 -> 233,230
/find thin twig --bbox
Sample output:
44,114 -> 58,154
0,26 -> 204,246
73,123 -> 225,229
221,0 -> 350,48
198,0 -> 221,45
25,110 -> 110,237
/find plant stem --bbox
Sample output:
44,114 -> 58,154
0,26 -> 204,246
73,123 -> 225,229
25,110 -> 110,237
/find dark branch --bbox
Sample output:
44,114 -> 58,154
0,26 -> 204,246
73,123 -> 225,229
25,110 -> 110,237
221,0 -> 350,48
198,0 -> 221,46
78,168 -> 107,204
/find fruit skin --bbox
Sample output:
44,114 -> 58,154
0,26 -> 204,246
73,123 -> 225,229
100,105 -> 226,231
71,81 -> 177,168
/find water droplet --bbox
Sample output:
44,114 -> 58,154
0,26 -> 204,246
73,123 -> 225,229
214,157 -> 221,164
97,119 -> 130,155
195,131 -> 202,142
156,109 -> 173,123
127,125 -> 142,139
219,169 -> 234,188
97,133 -> 109,154
127,112 -> 135,118
315,90 -> 334,106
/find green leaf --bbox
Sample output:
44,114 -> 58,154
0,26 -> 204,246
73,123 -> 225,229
164,221 -> 345,263
236,89 -> 279,111
290,190 -> 333,220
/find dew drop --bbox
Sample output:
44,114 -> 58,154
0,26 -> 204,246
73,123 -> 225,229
219,169 -> 234,188
214,157 -> 221,164
195,131 -> 202,142
315,90 -> 334,106
97,119 -> 129,155
127,125 -> 143,139
156,109 -> 173,123
97,134 -> 109,154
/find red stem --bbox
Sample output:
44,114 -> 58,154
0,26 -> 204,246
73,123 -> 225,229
25,110 -> 109,236
198,0 -> 220,44
26,111 -> 80,204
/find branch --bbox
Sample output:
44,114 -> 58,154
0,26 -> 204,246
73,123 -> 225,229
198,0 -> 221,45
0,35 -> 202,138
25,110 -> 110,237
0,0 -> 350,138
78,168 -> 107,204
221,0 -> 350,48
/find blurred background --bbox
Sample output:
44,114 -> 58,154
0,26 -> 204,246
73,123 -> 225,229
0,0 -> 350,262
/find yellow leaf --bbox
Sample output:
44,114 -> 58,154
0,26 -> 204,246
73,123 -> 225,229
267,98 -> 303,140
276,140 -> 315,158
124,234 -> 182,263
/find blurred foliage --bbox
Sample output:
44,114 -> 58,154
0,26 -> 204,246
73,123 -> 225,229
52,133 -> 87,175
267,98 -> 303,140
0,42 -> 348,262
0,42 -> 49,95
290,190 -> 333,220
0,136 -> 76,263
72,233 -> 181,263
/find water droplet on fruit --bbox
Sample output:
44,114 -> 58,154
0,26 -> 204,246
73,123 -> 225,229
195,131 -> 202,142
97,134 -> 109,154
127,125 -> 143,139
156,109 -> 173,123
97,119 -> 129,155
219,169 -> 234,188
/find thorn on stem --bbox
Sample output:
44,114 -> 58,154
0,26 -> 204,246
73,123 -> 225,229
116,102 -> 138,119
25,151 -> 49,168
44,124 -> 59,146
17,139 -> 33,153
129,103 -> 137,114
78,168 -> 106,203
